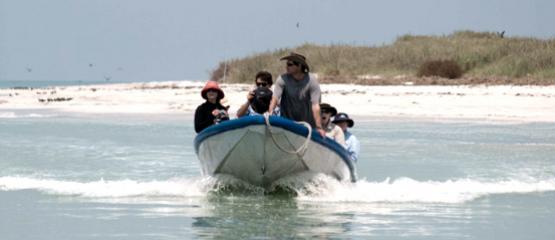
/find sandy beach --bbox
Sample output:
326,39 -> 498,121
1,81 -> 554,122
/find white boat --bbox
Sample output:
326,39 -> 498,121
194,115 -> 357,189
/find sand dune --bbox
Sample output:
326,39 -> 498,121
1,81 -> 554,122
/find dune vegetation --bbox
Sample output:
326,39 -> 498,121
210,31 -> 555,85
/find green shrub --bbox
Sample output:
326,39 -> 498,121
209,31 -> 555,84
417,60 -> 463,79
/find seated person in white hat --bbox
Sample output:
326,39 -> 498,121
332,112 -> 360,162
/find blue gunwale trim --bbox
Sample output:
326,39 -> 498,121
194,115 -> 357,182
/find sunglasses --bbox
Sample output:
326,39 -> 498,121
286,61 -> 299,67
256,82 -> 268,87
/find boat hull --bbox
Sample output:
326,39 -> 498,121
194,116 -> 356,188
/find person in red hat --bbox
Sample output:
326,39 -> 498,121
194,81 -> 229,133
268,52 -> 326,137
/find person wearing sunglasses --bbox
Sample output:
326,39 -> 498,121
320,103 -> 346,147
268,52 -> 326,137
236,71 -> 275,117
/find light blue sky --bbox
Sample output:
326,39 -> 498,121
1,0 -> 554,82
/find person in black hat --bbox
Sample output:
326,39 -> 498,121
268,52 -> 326,137
236,71 -> 277,117
320,103 -> 346,147
332,112 -> 360,162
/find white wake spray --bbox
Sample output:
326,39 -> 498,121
1,175 -> 554,204
293,175 -> 555,203
0,176 -> 213,198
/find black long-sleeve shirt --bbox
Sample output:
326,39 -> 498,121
194,101 -> 229,133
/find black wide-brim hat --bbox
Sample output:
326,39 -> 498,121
320,103 -> 337,116
332,112 -> 354,128
280,52 -> 310,72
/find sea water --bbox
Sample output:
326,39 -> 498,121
0,80 -> 110,89
1,110 -> 554,239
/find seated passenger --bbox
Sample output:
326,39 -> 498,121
332,112 -> 360,162
237,71 -> 276,117
194,81 -> 229,133
320,103 -> 346,147
248,86 -> 273,115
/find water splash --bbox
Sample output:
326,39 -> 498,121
1,175 -> 554,204
0,176 -> 211,198
294,175 -> 555,203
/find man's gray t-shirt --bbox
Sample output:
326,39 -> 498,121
273,73 -> 321,127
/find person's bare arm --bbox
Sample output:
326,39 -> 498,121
269,75 -> 284,115
236,90 -> 255,117
311,103 -> 325,137
268,96 -> 279,115
236,102 -> 249,118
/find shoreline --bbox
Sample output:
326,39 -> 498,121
1,108 -> 546,125
1,81 -> 555,123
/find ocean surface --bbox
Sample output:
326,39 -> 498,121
0,80 -> 110,89
0,80 -> 177,89
1,109 -> 555,239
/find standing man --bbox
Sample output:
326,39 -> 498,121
332,113 -> 360,162
268,52 -> 325,137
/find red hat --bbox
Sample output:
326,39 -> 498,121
201,81 -> 225,100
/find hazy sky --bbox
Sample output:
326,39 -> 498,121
1,0 -> 554,82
